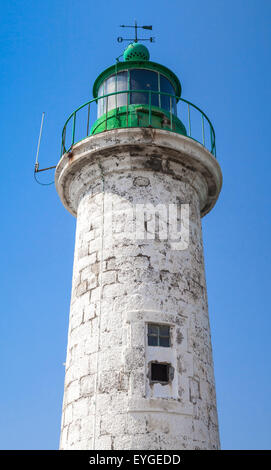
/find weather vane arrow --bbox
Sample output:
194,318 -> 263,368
117,20 -> 155,43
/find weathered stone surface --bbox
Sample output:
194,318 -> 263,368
56,128 -> 222,450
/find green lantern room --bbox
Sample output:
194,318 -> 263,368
60,38 -> 216,158
91,42 -> 186,136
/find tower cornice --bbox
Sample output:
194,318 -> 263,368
55,128 -> 222,218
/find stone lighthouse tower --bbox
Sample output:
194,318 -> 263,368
56,39 -> 222,450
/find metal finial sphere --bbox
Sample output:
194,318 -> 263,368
123,42 -> 150,61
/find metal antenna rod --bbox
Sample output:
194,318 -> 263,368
35,112 -> 45,172
135,20 -> 138,42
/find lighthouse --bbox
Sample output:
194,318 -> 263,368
56,36 -> 222,450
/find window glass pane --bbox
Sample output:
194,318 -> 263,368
148,324 -> 158,335
159,336 -> 170,347
160,75 -> 176,114
105,75 -> 116,113
159,325 -> 170,337
130,69 -> 159,106
97,83 -> 104,118
148,335 -> 158,346
116,71 -> 128,108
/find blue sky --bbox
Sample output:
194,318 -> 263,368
1,0 -> 271,449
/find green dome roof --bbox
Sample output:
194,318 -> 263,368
123,42 -> 150,61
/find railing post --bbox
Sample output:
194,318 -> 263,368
170,96 -> 173,130
72,112 -> 76,146
148,90 -> 152,126
210,127 -> 213,154
188,103 -> 191,137
210,128 -> 216,156
62,126 -> 66,154
202,114 -> 205,146
61,127 -> 65,156
115,78 -> 117,111
105,97 -> 108,130
87,103 -> 90,136
126,91 -> 129,127
210,126 -> 213,151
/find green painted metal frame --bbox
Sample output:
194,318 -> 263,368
60,90 -> 216,158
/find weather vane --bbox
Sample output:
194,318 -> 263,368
117,21 -> 155,43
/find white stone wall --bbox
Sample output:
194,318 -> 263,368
57,130 -> 221,450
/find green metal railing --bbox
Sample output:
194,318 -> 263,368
61,90 -> 216,157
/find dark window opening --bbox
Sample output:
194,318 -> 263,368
151,363 -> 170,383
147,324 -> 170,347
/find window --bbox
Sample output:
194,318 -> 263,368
116,71 -> 128,108
105,75 -> 116,114
160,74 -> 176,114
97,72 -> 128,118
97,82 -> 105,118
147,324 -> 170,347
130,69 -> 159,107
